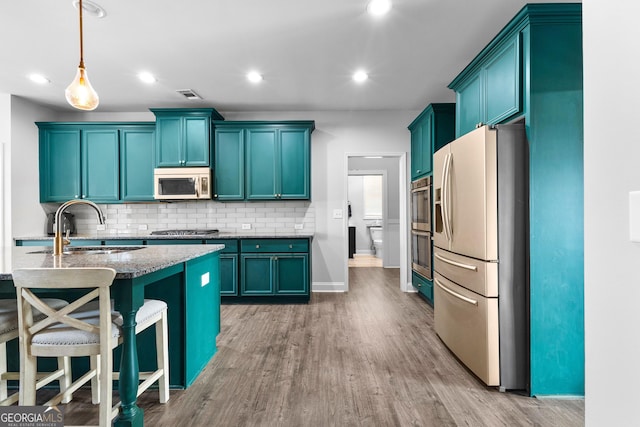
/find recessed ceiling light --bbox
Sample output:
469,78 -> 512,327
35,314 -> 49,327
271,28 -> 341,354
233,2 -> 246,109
353,70 -> 369,83
72,0 -> 107,18
28,74 -> 50,84
247,71 -> 263,83
138,71 -> 157,84
367,0 -> 392,16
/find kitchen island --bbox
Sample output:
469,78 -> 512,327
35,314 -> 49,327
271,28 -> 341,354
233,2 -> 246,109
0,244 -> 224,427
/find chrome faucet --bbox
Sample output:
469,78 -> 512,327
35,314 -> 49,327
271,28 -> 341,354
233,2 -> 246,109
53,199 -> 105,255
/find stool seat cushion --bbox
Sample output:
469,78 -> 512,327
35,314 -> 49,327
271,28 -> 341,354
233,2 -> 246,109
31,299 -> 167,347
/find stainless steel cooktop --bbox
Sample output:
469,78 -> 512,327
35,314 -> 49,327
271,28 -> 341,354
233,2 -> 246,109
150,229 -> 219,236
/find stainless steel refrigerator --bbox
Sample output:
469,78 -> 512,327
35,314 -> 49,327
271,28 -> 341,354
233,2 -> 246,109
432,124 -> 529,392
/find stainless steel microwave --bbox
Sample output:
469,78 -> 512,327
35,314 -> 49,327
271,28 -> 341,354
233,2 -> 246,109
153,167 -> 212,200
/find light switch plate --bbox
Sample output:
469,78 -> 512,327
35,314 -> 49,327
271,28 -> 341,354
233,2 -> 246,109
333,209 -> 343,219
630,191 -> 640,242
242,223 -> 251,230
96,224 -> 106,231
294,224 -> 304,230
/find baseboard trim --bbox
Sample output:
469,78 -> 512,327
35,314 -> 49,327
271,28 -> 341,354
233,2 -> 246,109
312,282 -> 346,292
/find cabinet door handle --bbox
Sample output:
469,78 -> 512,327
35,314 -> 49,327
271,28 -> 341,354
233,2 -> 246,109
74,194 -> 79,198
289,244 -> 293,249
417,169 -> 421,173
256,244 -> 260,249
214,194 -> 218,198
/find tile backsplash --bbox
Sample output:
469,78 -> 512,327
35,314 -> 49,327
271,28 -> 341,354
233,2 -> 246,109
62,201 -> 315,235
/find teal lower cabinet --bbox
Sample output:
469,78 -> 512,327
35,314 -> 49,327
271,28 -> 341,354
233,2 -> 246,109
206,239 -> 239,296
238,238 -> 310,302
412,271 -> 433,304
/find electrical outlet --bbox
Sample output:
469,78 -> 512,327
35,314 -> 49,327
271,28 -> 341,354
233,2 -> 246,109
332,209 -> 343,219
96,224 -> 106,231
294,224 -> 304,230
138,224 -> 148,231
242,223 -> 251,230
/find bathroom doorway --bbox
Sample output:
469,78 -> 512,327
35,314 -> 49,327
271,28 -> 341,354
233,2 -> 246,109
348,171 -> 385,267
344,153 -> 408,293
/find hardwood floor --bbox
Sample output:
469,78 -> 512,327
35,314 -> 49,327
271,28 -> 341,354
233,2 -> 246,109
349,254 -> 383,267
51,267 -> 584,426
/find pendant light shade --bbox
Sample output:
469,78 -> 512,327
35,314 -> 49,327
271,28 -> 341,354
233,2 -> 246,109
66,0 -> 99,110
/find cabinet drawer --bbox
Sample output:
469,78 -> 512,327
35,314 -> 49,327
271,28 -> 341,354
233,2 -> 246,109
205,239 -> 238,253
412,271 -> 433,302
241,239 -> 309,253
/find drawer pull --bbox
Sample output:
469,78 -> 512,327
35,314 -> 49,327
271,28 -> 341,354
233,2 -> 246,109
289,244 -> 293,249
256,244 -> 260,249
434,253 -> 478,271
435,279 -> 478,306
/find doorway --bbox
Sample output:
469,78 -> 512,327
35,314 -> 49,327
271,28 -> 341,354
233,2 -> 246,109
348,171 -> 385,268
343,153 -> 409,292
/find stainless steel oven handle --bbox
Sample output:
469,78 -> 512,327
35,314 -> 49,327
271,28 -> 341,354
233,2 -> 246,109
435,278 -> 478,306
434,253 -> 477,271
411,186 -> 429,194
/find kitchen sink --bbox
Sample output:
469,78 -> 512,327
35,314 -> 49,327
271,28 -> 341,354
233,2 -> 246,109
27,246 -> 145,255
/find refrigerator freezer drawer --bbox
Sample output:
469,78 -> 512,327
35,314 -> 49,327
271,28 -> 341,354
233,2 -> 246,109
434,272 -> 499,386
433,247 -> 498,297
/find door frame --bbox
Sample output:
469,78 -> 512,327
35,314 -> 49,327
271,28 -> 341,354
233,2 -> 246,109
343,152 -> 409,292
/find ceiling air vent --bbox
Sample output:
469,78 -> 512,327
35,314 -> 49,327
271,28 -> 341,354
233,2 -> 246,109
176,89 -> 202,100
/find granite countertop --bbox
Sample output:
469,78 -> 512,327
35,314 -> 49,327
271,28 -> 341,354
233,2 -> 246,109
0,244 -> 224,281
14,231 -> 315,241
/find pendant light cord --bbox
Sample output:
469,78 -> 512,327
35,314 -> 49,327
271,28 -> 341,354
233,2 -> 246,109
78,0 -> 85,68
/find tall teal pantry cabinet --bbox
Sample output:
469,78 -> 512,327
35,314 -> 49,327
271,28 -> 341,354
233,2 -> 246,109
448,3 -> 583,396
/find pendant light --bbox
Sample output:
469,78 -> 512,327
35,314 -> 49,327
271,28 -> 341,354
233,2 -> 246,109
65,0 -> 99,110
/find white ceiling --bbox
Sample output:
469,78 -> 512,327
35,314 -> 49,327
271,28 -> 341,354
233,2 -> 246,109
0,0 -> 580,113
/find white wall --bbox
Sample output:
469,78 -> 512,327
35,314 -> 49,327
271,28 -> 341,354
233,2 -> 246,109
0,94 -> 10,247
584,1 -> 640,425
9,97 -> 64,240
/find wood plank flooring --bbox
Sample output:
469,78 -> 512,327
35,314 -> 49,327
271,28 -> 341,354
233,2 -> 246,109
47,267 -> 585,426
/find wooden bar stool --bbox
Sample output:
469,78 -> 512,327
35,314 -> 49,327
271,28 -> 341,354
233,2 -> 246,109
0,298 -> 72,406
12,268 -> 169,426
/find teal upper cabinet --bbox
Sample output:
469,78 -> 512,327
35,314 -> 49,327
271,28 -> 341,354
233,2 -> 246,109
408,103 -> 455,180
448,4 -> 584,396
213,127 -> 245,200
213,121 -> 314,201
151,108 -> 224,167
38,122 -> 156,203
39,127 -> 82,202
120,125 -> 156,201
246,129 -> 277,199
38,124 -> 119,203
82,129 -> 120,202
450,33 -> 521,137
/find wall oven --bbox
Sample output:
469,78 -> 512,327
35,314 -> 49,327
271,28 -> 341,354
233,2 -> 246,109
412,230 -> 432,280
411,176 -> 431,231
411,176 -> 432,280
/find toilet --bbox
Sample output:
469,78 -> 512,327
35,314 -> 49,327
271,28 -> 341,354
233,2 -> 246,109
369,226 -> 384,260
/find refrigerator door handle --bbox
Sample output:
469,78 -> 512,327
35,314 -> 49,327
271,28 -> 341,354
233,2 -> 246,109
443,153 -> 453,241
435,278 -> 478,306
434,252 -> 478,271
